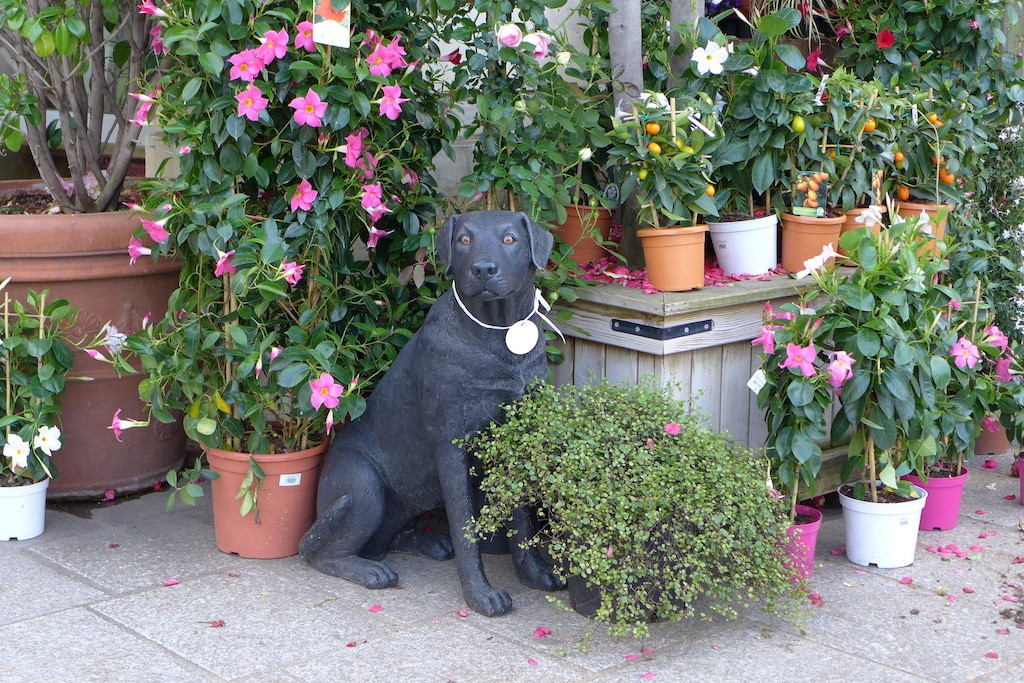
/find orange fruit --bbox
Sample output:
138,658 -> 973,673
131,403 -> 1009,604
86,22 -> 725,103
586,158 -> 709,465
926,112 -> 940,125
932,154 -> 945,166
705,184 -> 715,197
897,186 -> 910,201
647,142 -> 662,154
646,122 -> 661,135
941,171 -> 955,184
894,151 -> 905,163
863,118 -> 876,133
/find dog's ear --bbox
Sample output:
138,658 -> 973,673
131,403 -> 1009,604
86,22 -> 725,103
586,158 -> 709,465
519,212 -> 553,270
436,214 -> 458,274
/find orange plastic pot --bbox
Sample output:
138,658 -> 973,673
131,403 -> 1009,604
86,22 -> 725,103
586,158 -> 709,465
779,213 -> 844,273
553,205 -> 613,266
637,224 -> 707,292
207,442 -> 327,559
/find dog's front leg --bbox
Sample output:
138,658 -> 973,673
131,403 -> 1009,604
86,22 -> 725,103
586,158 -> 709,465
438,444 -> 513,617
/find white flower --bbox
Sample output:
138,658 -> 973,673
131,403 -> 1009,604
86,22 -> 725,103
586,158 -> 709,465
794,243 -> 839,279
33,426 -> 61,457
637,91 -> 669,113
578,147 -> 593,162
744,67 -> 759,76
879,143 -> 895,163
555,51 -> 571,66
102,324 -> 127,353
855,205 -> 885,228
3,434 -> 30,470
495,23 -> 523,48
691,40 -> 729,76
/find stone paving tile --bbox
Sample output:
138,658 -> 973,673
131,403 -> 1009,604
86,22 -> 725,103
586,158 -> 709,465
0,607 -> 214,683
91,567 -> 398,681
588,617 -> 932,683
978,661 -> 1024,682
283,619 -> 592,683
28,507 -> 250,594
0,550 -> 106,627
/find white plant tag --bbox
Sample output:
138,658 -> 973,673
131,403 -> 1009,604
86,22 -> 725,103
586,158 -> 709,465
747,368 -> 767,394
911,104 -> 919,124
505,319 -> 539,355
313,1 -> 351,48
813,75 -> 829,106
279,473 -> 302,487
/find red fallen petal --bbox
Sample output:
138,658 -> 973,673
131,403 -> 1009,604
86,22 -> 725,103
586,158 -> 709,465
956,551 -> 969,558
455,609 -> 470,618
369,605 -> 384,612
983,459 -> 999,470
346,641 -> 357,647
532,626 -> 552,638
963,587 -> 976,593
830,545 -> 846,556
106,543 -> 120,549
971,545 -> 985,552
711,644 -> 722,651
103,489 -> 116,502
947,543 -> 959,551
975,510 -> 986,515
625,654 -> 638,661
1014,557 -> 1024,564
985,652 -> 999,659
808,593 -> 821,600
207,619 -> 226,628
1005,495 -> 1017,500
227,572 -> 240,577
642,674 -> 657,680
997,628 -> 1010,635
979,531 -> 997,538
926,545 -> 940,552
900,577 -> 913,585
810,598 -> 825,606
527,658 -> 538,666
641,648 -> 654,654
162,578 -> 181,586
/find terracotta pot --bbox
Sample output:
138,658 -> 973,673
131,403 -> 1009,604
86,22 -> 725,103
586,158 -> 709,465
553,205 -> 613,266
0,180 -> 185,499
838,206 -> 885,259
975,422 -> 1010,456
207,442 -> 326,559
896,201 -> 952,256
636,224 -> 708,292
779,213 -> 844,273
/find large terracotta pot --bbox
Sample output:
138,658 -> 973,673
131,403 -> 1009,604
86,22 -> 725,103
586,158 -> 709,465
0,180 -> 185,499
896,201 -> 952,256
553,204 -> 613,267
779,213 -> 844,273
637,224 -> 707,292
206,443 -> 326,559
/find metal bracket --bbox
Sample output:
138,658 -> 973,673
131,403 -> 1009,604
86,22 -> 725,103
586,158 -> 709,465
611,318 -> 713,341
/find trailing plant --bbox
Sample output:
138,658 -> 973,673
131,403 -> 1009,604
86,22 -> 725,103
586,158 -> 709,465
0,281 -> 75,486
466,378 -> 806,639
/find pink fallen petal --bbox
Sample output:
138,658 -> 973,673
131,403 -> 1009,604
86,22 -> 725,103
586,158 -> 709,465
975,510 -> 987,515
625,654 -> 638,661
227,572 -> 240,577
947,595 -> 958,603
106,543 -> 120,549
642,674 -> 657,681
162,578 -> 181,587
983,459 -> 999,470
369,605 -> 384,612
979,531 -> 997,539
956,551 -> 969,559
830,545 -> 846,556
1014,557 -> 1024,564
947,543 -> 960,551
206,619 -> 226,628
926,545 -> 940,552
985,652 -> 999,659
711,644 -> 722,651
533,626 -> 552,638
1002,594 -> 1019,602
900,577 -> 913,585
963,587 -> 976,594
527,658 -> 538,666
455,609 -> 469,618
103,489 -> 116,502
1005,494 -> 1017,500
997,628 -> 1010,635
971,545 -> 985,553
641,648 -> 654,654
855,570 -> 867,575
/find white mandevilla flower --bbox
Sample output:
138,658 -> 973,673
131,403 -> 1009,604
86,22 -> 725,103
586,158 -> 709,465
3,434 -> 30,470
33,425 -> 62,457
102,324 -> 127,353
637,91 -> 670,114
794,243 -> 840,279
855,204 -> 885,228
691,40 -> 729,76
578,147 -> 593,162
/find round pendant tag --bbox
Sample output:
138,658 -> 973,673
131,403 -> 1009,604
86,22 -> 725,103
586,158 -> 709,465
505,319 -> 540,355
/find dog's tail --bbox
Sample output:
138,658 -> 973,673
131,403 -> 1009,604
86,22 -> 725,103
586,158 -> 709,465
298,495 -> 351,558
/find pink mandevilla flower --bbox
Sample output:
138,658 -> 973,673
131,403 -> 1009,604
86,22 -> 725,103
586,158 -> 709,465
109,409 -> 147,441
128,237 -> 151,265
228,49 -> 265,82
995,356 -> 1013,382
138,0 -> 167,18
806,47 -> 824,72
826,350 -> 856,389
309,373 -> 344,410
751,325 -> 776,355
258,28 -> 289,62
178,145 -> 191,155
982,415 -> 1001,432
876,28 -> 896,49
377,85 -> 409,121
214,249 -> 237,277
366,226 -> 393,249
295,21 -> 316,51
236,84 -> 269,121
290,88 -> 328,127
86,349 -> 108,362
984,325 -> 1009,353
281,260 -> 304,286
779,343 -> 818,377
149,25 -> 166,54
291,178 -> 318,212
141,217 -> 170,243
361,183 -> 392,224
343,128 -> 368,168
664,422 -> 681,436
951,336 -> 980,370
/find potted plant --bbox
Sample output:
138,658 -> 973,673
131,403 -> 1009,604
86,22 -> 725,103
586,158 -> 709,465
466,379 -> 806,638
0,282 -> 75,540
607,90 -> 723,291
696,9 -> 811,276
0,0 -> 185,498
99,0 -> 459,557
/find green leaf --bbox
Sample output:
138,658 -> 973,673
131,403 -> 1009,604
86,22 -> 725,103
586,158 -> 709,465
786,379 -> 815,407
199,51 -> 224,75
879,463 -> 898,489
930,356 -> 951,390
33,31 -> 56,57
751,152 -> 776,195
856,328 -> 881,357
774,43 -> 806,71
276,362 -> 309,388
5,129 -> 23,152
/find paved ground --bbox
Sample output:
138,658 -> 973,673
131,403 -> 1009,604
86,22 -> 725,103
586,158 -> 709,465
3,449 -> 1024,682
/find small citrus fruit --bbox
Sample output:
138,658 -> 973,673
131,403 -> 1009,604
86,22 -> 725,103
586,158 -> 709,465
863,118 -> 876,133
894,151 -> 905,163
647,142 -> 662,154
645,122 -> 661,135
791,115 -> 806,133
705,184 -> 715,197
897,186 -> 910,201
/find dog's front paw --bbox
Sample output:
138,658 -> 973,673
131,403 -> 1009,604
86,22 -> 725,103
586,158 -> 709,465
514,548 -> 567,592
466,587 -> 513,617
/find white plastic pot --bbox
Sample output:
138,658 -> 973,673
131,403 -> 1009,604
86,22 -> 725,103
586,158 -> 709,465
0,478 -> 49,541
707,214 -> 779,276
839,482 -> 927,568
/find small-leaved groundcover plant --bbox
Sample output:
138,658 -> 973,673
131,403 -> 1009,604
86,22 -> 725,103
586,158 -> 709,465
464,379 -> 807,638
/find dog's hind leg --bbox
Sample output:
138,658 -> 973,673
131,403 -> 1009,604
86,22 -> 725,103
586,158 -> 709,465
389,528 -> 455,561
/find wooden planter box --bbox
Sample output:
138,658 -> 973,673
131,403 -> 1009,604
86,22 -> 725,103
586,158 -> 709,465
550,276 -> 847,494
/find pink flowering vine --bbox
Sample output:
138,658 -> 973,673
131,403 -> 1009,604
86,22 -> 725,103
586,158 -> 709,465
367,37 -> 408,76
309,372 -> 344,410
825,350 -> 856,389
228,49 -> 265,82
258,28 -> 289,63
290,88 -> 328,127
281,261 -> 304,286
291,178 -> 318,212
236,84 -> 269,121
377,84 -> 408,120
361,183 -> 391,223
109,409 -> 148,441
128,237 -> 152,265
214,249 -> 237,277
295,21 -> 316,51
141,217 -> 170,243
751,325 -> 776,355
367,226 -> 393,249
951,336 -> 980,370
984,325 -> 1009,353
995,356 -> 1013,382
779,343 -> 818,377
876,29 -> 896,50
138,0 -> 167,18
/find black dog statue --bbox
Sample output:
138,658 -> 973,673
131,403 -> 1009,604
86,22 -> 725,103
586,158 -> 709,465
299,210 -> 564,616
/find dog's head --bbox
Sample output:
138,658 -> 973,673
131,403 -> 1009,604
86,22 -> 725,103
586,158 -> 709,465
436,211 -> 553,301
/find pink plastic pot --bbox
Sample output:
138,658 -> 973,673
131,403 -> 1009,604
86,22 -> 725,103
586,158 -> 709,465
784,504 -> 823,579
902,468 -> 969,531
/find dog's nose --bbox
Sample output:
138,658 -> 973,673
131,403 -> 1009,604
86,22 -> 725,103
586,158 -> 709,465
472,260 -> 498,281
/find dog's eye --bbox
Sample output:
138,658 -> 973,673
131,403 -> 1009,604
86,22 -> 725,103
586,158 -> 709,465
502,235 -> 515,245
458,235 -> 471,245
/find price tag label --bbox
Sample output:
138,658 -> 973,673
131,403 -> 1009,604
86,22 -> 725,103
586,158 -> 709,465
313,0 -> 351,48
279,473 -> 302,487
813,75 -> 829,106
747,368 -> 766,394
